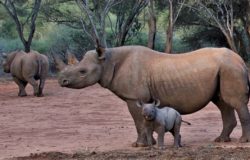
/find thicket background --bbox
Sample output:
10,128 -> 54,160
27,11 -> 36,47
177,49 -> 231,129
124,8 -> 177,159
0,0 -> 250,74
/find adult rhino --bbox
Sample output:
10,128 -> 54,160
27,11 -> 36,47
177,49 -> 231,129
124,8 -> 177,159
2,50 -> 49,97
56,45 -> 250,146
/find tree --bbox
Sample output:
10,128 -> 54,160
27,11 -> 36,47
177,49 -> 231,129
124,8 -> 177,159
41,0 -> 123,47
110,0 -> 149,46
192,0 -> 237,52
75,0 -> 124,47
0,0 -> 42,53
233,0 -> 250,60
165,0 -> 185,53
245,0 -> 250,35
147,0 -> 156,49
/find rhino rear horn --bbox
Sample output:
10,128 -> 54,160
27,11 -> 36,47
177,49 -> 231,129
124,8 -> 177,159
67,51 -> 79,65
52,53 -> 66,71
95,39 -> 105,60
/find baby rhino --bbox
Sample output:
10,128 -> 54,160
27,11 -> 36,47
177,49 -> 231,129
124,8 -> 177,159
137,99 -> 190,149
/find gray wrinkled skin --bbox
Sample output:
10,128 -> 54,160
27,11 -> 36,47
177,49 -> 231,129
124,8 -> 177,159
137,100 -> 182,149
3,50 -> 49,97
56,46 -> 250,147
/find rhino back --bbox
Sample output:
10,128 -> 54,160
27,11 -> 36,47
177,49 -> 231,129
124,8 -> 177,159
10,51 -> 49,81
107,47 -> 247,114
107,46 -> 157,100
160,108 -> 178,131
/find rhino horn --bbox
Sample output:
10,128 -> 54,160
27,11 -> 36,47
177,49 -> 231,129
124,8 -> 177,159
95,38 -> 105,60
67,51 -> 79,65
52,53 -> 66,71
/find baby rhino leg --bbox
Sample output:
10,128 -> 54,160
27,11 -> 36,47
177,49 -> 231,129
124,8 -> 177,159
171,116 -> 182,148
157,127 -> 166,150
145,128 -> 154,147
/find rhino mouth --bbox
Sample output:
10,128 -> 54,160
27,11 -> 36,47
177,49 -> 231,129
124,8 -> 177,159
144,115 -> 155,121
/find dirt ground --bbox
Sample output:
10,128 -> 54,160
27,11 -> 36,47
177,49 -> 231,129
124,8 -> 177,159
1,78 -> 250,160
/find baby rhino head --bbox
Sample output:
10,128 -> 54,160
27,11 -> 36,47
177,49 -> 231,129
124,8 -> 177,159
136,99 -> 160,121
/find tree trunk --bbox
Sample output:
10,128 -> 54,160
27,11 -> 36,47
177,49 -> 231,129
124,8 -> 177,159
115,25 -> 130,46
147,0 -> 156,49
165,0 -> 173,53
246,0 -> 250,35
224,34 -> 237,53
24,42 -> 30,53
235,18 -> 250,61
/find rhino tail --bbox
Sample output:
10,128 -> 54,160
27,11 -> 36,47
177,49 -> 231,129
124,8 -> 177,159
182,120 -> 191,125
248,75 -> 250,98
37,59 -> 42,76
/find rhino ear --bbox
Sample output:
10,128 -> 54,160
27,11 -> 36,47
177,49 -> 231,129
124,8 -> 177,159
96,39 -> 106,60
52,53 -> 66,71
154,99 -> 160,107
136,100 -> 143,108
67,52 -> 79,65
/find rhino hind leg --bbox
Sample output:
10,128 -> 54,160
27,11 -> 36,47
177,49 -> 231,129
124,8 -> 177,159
212,99 -> 237,142
38,78 -> 46,97
235,106 -> 250,142
13,77 -> 27,97
26,77 -> 40,97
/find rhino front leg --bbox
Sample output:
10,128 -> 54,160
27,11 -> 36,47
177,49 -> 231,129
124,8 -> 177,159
126,100 -> 156,147
145,127 -> 154,147
213,100 -> 237,142
26,77 -> 39,97
13,77 -> 27,97
157,128 -> 166,150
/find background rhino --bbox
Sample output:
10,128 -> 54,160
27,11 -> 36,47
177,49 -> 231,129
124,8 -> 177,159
3,50 -> 49,97
55,45 -> 250,147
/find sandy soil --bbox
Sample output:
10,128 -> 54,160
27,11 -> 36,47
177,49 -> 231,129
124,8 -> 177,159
1,79 -> 250,160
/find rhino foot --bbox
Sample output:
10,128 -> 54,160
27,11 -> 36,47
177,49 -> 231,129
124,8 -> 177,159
34,93 -> 44,97
132,142 -> 148,147
239,135 -> 250,143
37,93 -> 44,97
131,138 -> 156,147
174,143 -> 182,148
158,146 -> 166,150
214,136 -> 231,142
18,92 -> 27,97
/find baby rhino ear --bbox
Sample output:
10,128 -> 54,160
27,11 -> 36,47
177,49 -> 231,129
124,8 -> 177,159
154,99 -> 160,107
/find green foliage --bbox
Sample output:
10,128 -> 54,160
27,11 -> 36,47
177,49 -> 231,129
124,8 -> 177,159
1,0 -> 250,63
0,38 -> 23,52
0,20 -> 18,38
